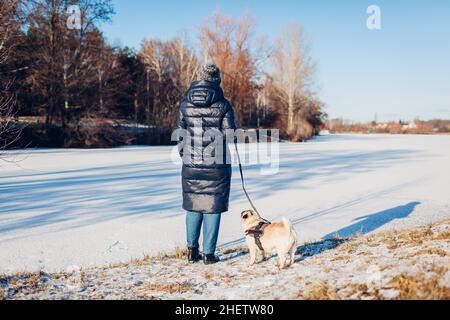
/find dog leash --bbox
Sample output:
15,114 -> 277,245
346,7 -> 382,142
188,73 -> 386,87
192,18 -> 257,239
234,141 -> 261,215
234,141 -> 271,224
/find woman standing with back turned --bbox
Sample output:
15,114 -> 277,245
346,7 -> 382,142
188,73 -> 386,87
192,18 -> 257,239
177,64 -> 237,265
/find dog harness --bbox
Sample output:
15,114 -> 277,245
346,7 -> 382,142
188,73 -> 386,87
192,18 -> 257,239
245,221 -> 271,251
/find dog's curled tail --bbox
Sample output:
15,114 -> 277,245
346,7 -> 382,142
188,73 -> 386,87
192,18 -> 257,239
282,218 -> 298,241
281,218 -> 294,231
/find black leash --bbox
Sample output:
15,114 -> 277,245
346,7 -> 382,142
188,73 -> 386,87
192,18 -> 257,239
234,141 -> 262,216
234,142 -> 272,225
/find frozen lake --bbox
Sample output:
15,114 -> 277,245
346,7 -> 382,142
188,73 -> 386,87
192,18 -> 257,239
1,134 -> 449,274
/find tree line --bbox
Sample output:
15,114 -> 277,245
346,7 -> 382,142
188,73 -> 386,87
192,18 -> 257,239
327,118 -> 450,135
1,0 -> 326,149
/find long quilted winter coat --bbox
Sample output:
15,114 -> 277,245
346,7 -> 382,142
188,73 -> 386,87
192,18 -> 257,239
177,80 -> 236,214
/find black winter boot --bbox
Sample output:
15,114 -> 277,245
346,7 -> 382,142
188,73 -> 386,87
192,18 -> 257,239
188,248 -> 201,263
203,254 -> 220,265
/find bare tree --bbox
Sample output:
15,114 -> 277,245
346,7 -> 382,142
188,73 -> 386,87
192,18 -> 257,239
255,75 -> 276,128
0,87 -> 20,155
140,35 -> 198,132
0,0 -> 21,157
23,0 -> 114,127
199,11 -> 258,126
271,24 -> 315,134
140,38 -> 169,126
167,32 -> 199,93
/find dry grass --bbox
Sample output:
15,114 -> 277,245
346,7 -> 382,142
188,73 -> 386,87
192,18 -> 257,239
24,274 -> 40,286
384,235 -> 402,250
409,248 -> 447,257
204,271 -> 215,281
127,247 -> 190,267
222,273 -> 234,285
135,282 -> 192,296
363,235 -> 381,248
391,223 -> 449,245
342,283 -> 383,300
373,221 -> 450,249
331,255 -> 351,261
354,220 -> 450,252
338,241 -> 359,254
389,271 -> 450,300
434,230 -> 450,241
300,270 -> 450,300
0,272 -> 49,299
298,280 -> 340,300
0,272 -> 43,288
153,247 -> 188,262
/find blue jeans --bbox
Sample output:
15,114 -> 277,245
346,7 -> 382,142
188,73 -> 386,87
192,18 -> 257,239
186,211 -> 221,254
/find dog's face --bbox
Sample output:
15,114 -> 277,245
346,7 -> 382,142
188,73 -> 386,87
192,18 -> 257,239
241,210 -> 260,229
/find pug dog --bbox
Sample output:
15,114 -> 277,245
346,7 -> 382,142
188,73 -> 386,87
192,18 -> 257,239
241,210 -> 298,269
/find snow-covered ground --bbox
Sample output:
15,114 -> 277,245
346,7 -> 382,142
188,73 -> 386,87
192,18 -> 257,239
1,134 -> 449,275
2,220 -> 449,300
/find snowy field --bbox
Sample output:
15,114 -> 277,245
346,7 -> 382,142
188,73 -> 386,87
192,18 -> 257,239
1,134 -> 449,275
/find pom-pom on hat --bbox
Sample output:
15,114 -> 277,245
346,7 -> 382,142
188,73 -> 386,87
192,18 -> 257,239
197,63 -> 221,84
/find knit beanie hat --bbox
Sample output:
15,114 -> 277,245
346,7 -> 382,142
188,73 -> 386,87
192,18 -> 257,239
197,64 -> 221,84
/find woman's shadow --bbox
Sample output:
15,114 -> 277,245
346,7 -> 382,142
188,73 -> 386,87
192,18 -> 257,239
294,201 -> 421,262
322,201 -> 421,240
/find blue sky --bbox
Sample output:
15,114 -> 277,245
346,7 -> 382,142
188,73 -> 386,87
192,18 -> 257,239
101,0 -> 450,122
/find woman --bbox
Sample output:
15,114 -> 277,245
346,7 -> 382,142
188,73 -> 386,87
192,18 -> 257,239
177,64 -> 236,265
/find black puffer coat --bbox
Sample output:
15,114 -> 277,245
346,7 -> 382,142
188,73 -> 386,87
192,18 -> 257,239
177,80 -> 236,214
